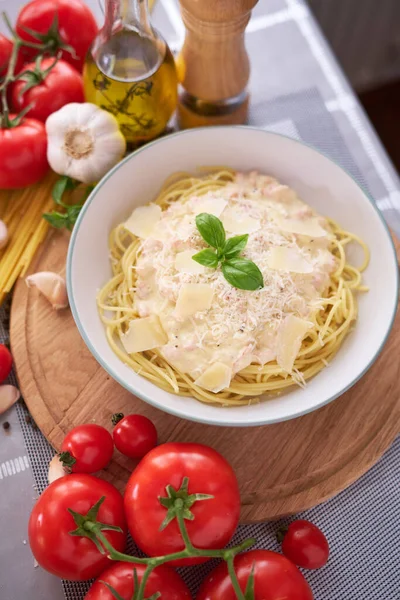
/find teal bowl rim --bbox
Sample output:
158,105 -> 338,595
66,126 -> 399,427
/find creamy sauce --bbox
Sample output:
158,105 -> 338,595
133,172 -> 336,384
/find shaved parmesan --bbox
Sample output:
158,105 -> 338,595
277,315 -> 312,373
278,217 -> 327,238
175,250 -> 205,274
267,247 -> 313,274
175,284 -> 214,318
196,197 -> 227,218
221,209 -> 261,234
121,315 -> 167,353
194,362 -> 232,393
124,204 -> 161,238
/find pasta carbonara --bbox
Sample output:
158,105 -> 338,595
97,169 -> 369,406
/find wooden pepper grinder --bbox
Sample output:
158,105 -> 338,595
177,0 -> 258,128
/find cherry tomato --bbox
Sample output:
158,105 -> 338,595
11,58 -> 84,122
197,550 -> 314,600
280,519 -> 329,569
28,474 -> 127,580
61,424 -> 114,473
0,117 -> 49,189
0,34 -> 24,78
85,561 -> 192,600
124,443 -> 240,566
112,414 -> 157,459
0,345 -> 12,382
16,0 -> 98,72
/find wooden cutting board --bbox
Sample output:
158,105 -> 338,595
10,229 -> 400,522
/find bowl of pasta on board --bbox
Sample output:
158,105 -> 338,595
67,127 -> 398,427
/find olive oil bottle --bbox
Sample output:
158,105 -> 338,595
83,0 -> 178,145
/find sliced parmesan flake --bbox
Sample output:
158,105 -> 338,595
194,362 -> 232,393
267,247 -> 313,274
120,315 -> 167,353
221,209 -> 261,234
277,315 -> 312,373
124,204 -> 162,238
195,197 -> 227,218
278,217 -> 327,238
175,250 -> 205,274
175,283 -> 214,318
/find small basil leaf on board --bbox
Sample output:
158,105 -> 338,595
192,248 -> 219,268
223,234 -> 249,259
222,258 -> 264,291
43,211 -> 69,229
52,176 -> 79,206
195,213 -> 226,250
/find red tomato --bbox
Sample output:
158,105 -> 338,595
0,33 -> 12,78
0,345 -> 12,382
0,117 -> 48,189
16,0 -> 98,72
11,58 -> 84,122
0,34 -> 25,78
28,474 -> 127,580
61,424 -> 114,473
280,519 -> 329,569
113,414 -> 157,459
197,550 -> 314,600
85,561 -> 191,600
124,443 -> 240,566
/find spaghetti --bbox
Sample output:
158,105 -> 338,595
97,169 -> 369,406
0,174 -> 57,306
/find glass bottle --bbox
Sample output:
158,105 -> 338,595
83,0 -> 178,145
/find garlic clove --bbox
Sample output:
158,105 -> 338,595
26,271 -> 69,310
48,455 -> 68,485
0,385 -> 20,415
75,102 -> 100,127
0,220 -> 9,250
47,137 -> 71,175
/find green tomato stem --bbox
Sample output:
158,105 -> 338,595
226,555 -> 246,600
175,500 -> 195,552
85,522 -> 256,567
135,563 -> 155,600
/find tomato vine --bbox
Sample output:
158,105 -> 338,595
0,12 -> 71,128
69,477 -> 257,600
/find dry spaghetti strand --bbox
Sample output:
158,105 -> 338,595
0,173 -> 59,305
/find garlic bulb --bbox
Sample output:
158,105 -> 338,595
46,103 -> 126,184
0,220 -> 8,250
26,272 -> 69,310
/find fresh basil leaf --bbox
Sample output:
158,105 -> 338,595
43,204 -> 83,231
222,258 -> 264,291
192,248 -> 219,268
52,176 -> 78,206
223,234 -> 249,259
43,211 -> 69,229
195,213 -> 226,250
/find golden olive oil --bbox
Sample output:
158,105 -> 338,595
83,30 -> 178,144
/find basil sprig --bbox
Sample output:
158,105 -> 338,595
192,213 -> 264,291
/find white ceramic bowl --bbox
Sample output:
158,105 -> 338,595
67,127 -> 398,427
